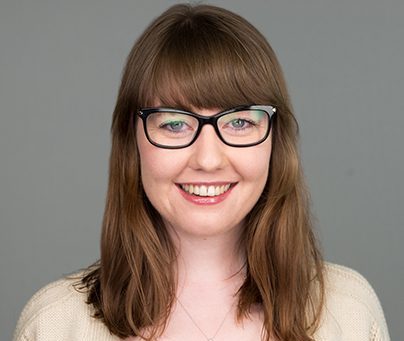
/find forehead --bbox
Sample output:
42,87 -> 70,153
151,100 -> 223,115
137,45 -> 275,111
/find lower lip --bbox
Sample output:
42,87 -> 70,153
177,184 -> 236,205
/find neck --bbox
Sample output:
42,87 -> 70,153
167,224 -> 246,289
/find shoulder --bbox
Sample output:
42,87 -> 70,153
314,262 -> 390,341
13,274 -> 117,341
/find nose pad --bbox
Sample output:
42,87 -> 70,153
189,125 -> 228,171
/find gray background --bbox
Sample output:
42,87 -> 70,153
1,0 -> 402,340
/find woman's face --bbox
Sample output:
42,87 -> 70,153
136,107 -> 272,239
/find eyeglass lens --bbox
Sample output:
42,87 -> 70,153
145,109 -> 269,147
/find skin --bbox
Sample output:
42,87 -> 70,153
135,107 -> 273,340
137,107 -> 272,241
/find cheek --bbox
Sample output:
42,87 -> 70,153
236,141 -> 272,182
136,121 -> 185,187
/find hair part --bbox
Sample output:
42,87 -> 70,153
79,3 -> 325,341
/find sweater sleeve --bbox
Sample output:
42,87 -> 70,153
318,263 -> 390,341
13,276 -> 118,341
13,278 -> 73,340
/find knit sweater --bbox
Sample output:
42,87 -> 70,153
13,263 -> 390,340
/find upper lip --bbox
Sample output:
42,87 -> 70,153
176,182 -> 237,186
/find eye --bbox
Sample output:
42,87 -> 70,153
160,120 -> 187,132
228,118 -> 253,129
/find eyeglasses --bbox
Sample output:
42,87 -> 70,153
137,105 -> 276,149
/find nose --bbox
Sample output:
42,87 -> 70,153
188,125 -> 228,172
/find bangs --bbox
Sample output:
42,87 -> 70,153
137,18 -> 278,111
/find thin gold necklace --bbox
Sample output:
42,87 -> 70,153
176,297 -> 235,341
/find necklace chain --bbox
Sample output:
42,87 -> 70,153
176,297 -> 235,341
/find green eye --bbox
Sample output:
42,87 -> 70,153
230,119 -> 249,129
160,120 -> 186,131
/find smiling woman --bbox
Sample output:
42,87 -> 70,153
13,3 -> 390,341
137,105 -> 272,238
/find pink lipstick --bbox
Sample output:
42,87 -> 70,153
176,183 -> 236,205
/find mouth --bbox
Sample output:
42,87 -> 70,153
177,183 -> 236,197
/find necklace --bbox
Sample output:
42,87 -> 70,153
176,297 -> 235,341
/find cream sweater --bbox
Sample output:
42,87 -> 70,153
13,263 -> 390,340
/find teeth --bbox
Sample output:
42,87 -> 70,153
199,186 -> 207,196
180,184 -> 233,197
207,186 -> 215,196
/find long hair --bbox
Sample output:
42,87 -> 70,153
80,4 -> 325,340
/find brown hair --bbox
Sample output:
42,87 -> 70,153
80,4 -> 325,340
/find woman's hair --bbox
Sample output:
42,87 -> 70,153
80,3 -> 325,341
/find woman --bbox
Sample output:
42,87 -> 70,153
13,3 -> 389,341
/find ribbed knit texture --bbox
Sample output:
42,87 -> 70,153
13,263 -> 390,340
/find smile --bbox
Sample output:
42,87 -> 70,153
179,183 -> 233,197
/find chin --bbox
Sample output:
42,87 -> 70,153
167,219 -> 244,239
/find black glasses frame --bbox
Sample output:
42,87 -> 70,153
137,105 -> 277,149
